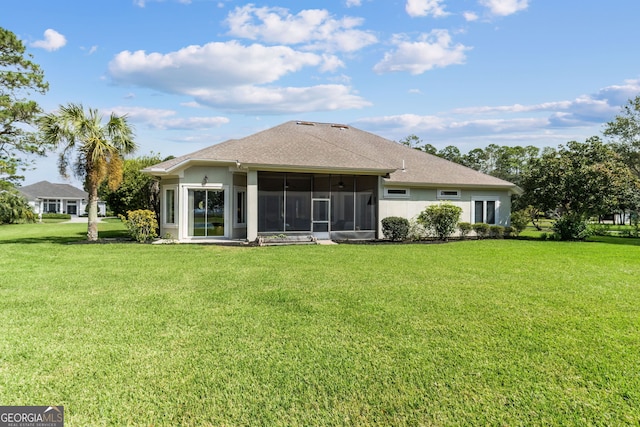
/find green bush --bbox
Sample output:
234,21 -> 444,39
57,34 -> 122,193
588,223 -> 611,236
489,225 -> 504,238
119,209 -> 159,243
41,213 -> 71,220
381,216 -> 410,241
553,214 -> 591,241
510,210 -> 529,236
458,222 -> 472,239
503,226 -> 514,238
407,217 -> 427,241
472,223 -> 490,239
417,203 -> 462,241
630,211 -> 639,237
0,191 -> 35,224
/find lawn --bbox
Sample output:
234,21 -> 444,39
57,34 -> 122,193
1,223 -> 639,426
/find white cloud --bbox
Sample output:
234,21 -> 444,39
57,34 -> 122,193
355,80 -> 640,146
109,41 -> 322,89
108,41 -> 369,114
480,0 -> 529,16
346,0 -> 362,6
31,29 -> 67,51
373,30 -> 469,75
109,106 -> 229,130
405,0 -> 448,18
463,11 -> 479,21
225,5 -> 377,52
186,84 -> 371,114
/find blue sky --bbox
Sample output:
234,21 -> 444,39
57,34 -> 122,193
4,0 -> 640,186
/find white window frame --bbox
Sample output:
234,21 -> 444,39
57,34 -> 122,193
437,189 -> 461,200
471,196 -> 500,224
384,187 -> 410,199
234,186 -> 247,227
163,186 -> 178,225
181,183 -> 229,239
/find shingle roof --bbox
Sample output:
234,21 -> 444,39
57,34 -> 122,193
19,181 -> 88,200
145,121 -> 518,190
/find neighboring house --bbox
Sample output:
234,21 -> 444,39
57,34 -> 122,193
143,121 -> 521,242
19,180 -> 107,217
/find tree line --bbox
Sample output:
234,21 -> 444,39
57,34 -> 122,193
400,101 -> 640,237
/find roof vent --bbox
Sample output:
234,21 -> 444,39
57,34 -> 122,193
296,121 -> 316,126
331,124 -> 349,130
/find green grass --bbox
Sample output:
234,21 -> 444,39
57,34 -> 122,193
1,223 -> 640,425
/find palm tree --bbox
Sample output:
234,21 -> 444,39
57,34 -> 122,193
39,103 -> 136,241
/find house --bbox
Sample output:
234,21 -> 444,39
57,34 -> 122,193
19,180 -> 107,217
142,121 -> 520,242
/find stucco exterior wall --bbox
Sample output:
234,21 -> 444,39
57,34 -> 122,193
378,185 -> 513,237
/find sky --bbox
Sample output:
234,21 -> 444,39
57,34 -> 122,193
4,0 -> 640,187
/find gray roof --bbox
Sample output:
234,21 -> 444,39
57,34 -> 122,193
145,121 -> 518,190
19,181 -> 88,200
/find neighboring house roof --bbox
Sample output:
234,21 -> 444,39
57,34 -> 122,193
19,181 -> 88,200
145,121 -> 519,191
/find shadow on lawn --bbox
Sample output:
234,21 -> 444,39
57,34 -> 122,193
1,230 -> 132,245
587,235 -> 640,247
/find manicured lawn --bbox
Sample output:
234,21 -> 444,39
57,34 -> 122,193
1,223 -> 639,426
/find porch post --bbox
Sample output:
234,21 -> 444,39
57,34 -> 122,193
246,170 -> 258,242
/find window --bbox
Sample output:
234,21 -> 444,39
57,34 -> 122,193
437,189 -> 461,200
473,200 -> 497,224
43,199 -> 60,213
235,187 -> 246,226
384,187 -> 409,198
165,188 -> 176,224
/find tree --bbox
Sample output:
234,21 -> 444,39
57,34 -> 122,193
437,145 -> 463,164
39,104 -> 137,241
99,154 -> 172,217
604,95 -> 640,177
399,134 -> 436,154
519,137 -> 640,238
0,27 -> 49,189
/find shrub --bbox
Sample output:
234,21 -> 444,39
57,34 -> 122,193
489,225 -> 504,238
510,210 -> 529,236
381,216 -> 410,241
503,226 -> 514,238
417,203 -> 462,241
0,191 -> 35,224
630,211 -> 640,237
588,223 -> 610,236
41,213 -> 71,220
458,222 -> 472,239
472,223 -> 490,239
552,213 -> 591,241
407,217 -> 427,241
119,209 -> 158,242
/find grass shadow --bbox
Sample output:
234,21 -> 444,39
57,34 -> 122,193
0,223 -> 131,245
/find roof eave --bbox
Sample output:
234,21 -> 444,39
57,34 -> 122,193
384,179 -> 521,193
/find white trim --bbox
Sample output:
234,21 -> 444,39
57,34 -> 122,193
180,183 -> 230,239
437,189 -> 461,200
384,187 -> 410,198
162,185 -> 178,226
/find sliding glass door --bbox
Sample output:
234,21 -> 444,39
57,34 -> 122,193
188,189 -> 225,237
